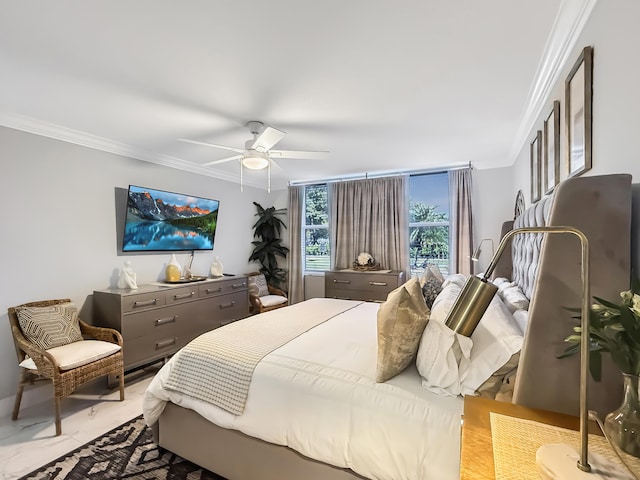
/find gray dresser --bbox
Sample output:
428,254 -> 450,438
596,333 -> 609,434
324,270 -> 405,302
93,277 -> 248,372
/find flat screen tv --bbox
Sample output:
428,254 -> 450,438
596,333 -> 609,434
122,185 -> 220,252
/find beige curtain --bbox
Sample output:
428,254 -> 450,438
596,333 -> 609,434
287,185 -> 304,304
330,176 -> 409,277
449,168 -> 473,275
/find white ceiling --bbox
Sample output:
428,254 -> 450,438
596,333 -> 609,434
0,1 -> 594,190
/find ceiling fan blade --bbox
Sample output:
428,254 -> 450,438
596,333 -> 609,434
269,149 -> 329,160
178,138 -> 244,154
201,154 -> 243,167
250,126 -> 286,152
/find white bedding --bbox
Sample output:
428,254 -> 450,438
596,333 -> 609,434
143,298 -> 463,480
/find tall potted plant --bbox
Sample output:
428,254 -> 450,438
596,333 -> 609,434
248,202 -> 289,290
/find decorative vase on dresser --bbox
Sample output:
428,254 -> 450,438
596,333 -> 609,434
605,373 -> 640,458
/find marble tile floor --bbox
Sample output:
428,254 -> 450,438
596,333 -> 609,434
0,367 -> 159,480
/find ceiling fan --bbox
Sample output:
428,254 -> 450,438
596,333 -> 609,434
179,121 -> 328,191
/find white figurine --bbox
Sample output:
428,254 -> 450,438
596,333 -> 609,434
118,261 -> 138,289
210,256 -> 224,277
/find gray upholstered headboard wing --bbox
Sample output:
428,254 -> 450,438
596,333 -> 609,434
510,174 -> 632,417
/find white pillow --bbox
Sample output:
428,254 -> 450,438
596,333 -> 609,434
493,277 -> 515,291
512,308 -> 529,335
416,283 -> 523,396
441,273 -> 467,289
460,295 -> 523,394
499,284 -> 530,313
429,282 -> 462,322
416,318 -> 472,396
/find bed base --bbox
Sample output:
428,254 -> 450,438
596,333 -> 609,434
155,402 -> 366,480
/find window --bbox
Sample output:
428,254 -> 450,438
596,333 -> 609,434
409,173 -> 450,277
303,184 -> 330,272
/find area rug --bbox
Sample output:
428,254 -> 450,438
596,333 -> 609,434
19,415 -> 226,480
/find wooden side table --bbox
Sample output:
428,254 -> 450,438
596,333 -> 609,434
460,396 -> 590,479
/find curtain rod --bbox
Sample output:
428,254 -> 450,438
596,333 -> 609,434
288,162 -> 472,187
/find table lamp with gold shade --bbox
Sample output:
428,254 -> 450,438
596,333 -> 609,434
445,226 -> 634,478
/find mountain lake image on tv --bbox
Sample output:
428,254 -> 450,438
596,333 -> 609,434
123,185 -> 220,252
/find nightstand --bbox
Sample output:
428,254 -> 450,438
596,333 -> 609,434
460,396 -> 590,479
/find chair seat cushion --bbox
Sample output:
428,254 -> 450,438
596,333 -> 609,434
259,295 -> 288,307
19,340 -> 122,371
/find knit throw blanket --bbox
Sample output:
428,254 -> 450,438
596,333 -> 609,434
163,298 -> 362,415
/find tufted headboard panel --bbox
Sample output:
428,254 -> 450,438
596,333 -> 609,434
511,196 -> 553,298
507,174 -> 632,417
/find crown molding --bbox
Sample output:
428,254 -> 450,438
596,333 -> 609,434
0,111 -> 274,190
509,0 -> 599,161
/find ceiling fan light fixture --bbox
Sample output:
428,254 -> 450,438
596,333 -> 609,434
242,151 -> 269,170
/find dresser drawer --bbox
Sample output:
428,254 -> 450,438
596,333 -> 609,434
124,334 -> 181,369
166,286 -> 198,305
325,287 -> 389,303
180,290 -> 249,338
122,291 -> 166,313
122,304 -> 185,340
324,270 -> 404,302
198,278 -> 248,298
325,271 -> 403,291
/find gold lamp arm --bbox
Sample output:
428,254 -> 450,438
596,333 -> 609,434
457,226 -> 592,472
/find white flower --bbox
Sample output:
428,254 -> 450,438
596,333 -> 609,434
620,290 -> 634,305
632,293 -> 640,317
357,252 -> 373,266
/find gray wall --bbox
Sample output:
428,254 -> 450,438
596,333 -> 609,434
477,0 -> 640,275
511,0 -> 640,212
0,126 -> 277,409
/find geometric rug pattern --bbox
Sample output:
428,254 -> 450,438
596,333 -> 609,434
19,415 -> 227,480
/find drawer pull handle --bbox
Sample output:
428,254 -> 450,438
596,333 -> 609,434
206,287 -> 223,294
369,281 -> 388,286
231,283 -> 246,289
156,338 -> 177,349
155,316 -> 177,326
332,279 -> 351,284
173,291 -> 195,300
219,301 -> 236,309
133,298 -> 158,307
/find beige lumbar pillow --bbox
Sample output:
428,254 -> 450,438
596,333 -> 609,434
376,278 -> 430,382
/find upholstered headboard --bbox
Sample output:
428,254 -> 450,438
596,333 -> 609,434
507,174 -> 632,417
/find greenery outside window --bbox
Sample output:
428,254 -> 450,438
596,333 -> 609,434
303,184 -> 330,272
409,173 -> 450,277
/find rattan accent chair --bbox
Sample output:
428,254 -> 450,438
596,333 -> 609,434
8,299 -> 125,436
247,272 -> 289,314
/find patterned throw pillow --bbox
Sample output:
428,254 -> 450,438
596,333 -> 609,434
248,274 -> 269,297
422,277 -> 443,309
16,303 -> 83,350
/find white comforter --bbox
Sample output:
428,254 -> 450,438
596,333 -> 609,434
143,298 -> 463,480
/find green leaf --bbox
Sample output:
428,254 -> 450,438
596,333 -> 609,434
589,350 -> 602,381
593,296 -> 623,311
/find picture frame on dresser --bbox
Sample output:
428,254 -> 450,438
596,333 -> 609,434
530,130 -> 542,203
543,100 -> 560,194
565,46 -> 593,178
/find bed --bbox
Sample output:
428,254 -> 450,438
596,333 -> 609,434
143,173 -> 633,480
